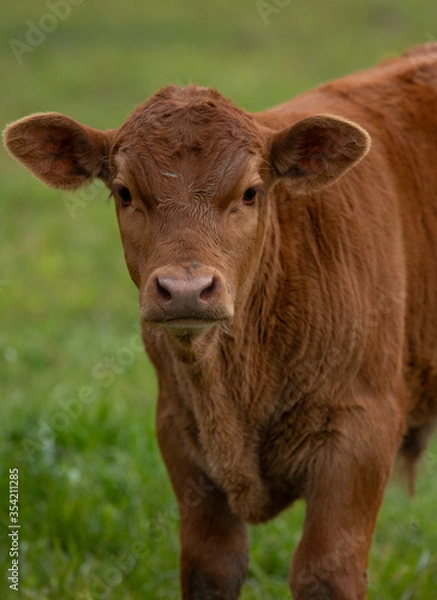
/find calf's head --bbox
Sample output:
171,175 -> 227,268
3,85 -> 370,341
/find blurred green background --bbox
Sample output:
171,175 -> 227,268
1,0 -> 437,598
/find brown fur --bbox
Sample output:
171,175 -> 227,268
4,44 -> 437,599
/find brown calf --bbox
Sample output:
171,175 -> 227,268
4,44 -> 437,599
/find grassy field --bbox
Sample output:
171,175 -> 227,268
1,0 -> 437,598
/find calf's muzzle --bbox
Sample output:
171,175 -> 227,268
142,263 -> 234,333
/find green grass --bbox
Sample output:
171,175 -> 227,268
1,0 -> 437,598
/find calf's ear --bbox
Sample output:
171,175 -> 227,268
3,113 -> 113,190
269,114 -> 371,195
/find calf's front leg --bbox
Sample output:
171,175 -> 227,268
157,400 -> 249,599
289,397 -> 403,599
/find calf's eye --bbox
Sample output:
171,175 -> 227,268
111,184 -> 133,207
243,187 -> 257,205
118,186 -> 132,206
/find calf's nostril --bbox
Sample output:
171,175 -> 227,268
156,278 -> 172,302
199,277 -> 216,301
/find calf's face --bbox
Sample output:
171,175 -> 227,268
110,90 -> 269,337
3,86 -> 370,340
